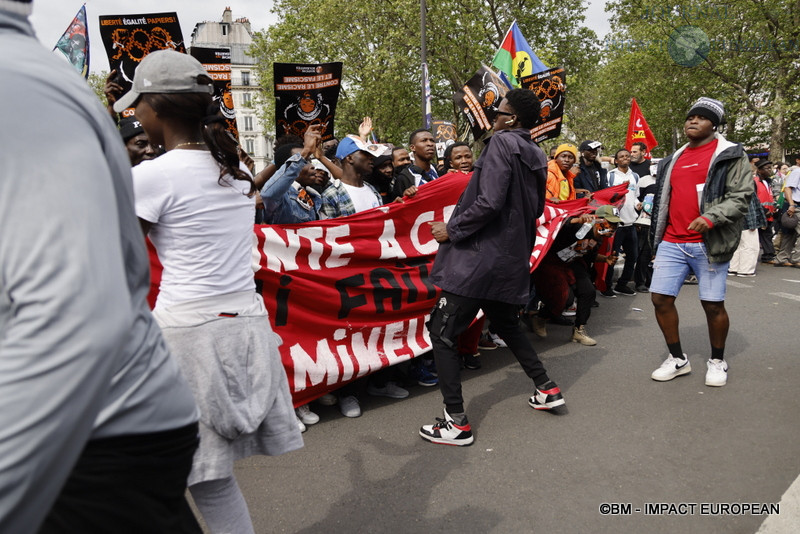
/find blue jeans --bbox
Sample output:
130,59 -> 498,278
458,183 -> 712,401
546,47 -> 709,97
649,241 -> 729,301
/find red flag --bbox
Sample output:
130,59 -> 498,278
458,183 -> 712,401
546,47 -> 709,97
626,98 -> 658,157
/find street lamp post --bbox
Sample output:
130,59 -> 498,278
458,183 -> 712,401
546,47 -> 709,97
420,0 -> 429,129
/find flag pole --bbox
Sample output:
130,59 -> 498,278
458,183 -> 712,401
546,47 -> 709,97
420,0 -> 428,129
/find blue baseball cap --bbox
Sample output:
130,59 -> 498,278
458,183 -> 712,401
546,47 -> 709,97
335,134 -> 387,160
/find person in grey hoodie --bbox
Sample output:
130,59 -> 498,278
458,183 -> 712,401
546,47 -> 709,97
0,2 -> 200,532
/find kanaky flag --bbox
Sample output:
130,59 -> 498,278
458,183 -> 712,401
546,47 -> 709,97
625,98 -> 658,157
54,5 -> 90,78
492,21 -> 547,88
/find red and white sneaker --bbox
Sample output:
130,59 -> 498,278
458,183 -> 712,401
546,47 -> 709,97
528,381 -> 566,410
419,410 -> 474,446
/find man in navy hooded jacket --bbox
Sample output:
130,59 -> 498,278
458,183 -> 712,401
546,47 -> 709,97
419,89 -> 565,447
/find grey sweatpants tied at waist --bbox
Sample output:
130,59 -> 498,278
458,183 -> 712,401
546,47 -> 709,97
153,291 -> 303,486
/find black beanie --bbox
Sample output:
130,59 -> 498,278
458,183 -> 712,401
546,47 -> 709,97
118,117 -> 145,142
687,97 -> 725,127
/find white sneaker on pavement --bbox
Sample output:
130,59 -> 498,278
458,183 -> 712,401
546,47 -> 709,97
296,404 -> 320,425
488,332 -> 507,348
705,359 -> 728,386
339,395 -> 361,418
651,354 -> 691,381
297,417 -> 307,433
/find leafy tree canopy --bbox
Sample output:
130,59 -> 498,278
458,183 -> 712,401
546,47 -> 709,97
581,0 -> 800,160
249,0 -> 599,146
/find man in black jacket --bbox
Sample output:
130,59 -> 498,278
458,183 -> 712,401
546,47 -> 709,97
419,89 -> 565,447
629,141 -> 653,178
574,140 -> 608,196
391,129 -> 438,199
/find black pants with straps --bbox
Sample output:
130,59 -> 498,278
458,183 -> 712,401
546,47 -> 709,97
427,291 -> 550,414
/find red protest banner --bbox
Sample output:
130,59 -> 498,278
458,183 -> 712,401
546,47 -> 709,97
254,175 -> 465,406
148,175 -> 628,407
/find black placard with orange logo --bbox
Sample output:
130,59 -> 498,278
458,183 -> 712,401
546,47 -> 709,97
453,65 -> 507,141
520,67 -> 566,144
273,62 -> 342,142
98,12 -> 185,117
431,120 -> 457,162
190,46 -> 238,140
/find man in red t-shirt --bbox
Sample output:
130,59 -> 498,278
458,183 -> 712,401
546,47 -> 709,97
648,97 -> 752,388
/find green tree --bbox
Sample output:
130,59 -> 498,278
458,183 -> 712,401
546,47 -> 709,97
566,47 -> 723,157
596,0 -> 800,160
88,70 -> 110,108
249,0 -> 598,145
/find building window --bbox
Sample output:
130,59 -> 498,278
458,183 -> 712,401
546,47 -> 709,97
242,92 -> 251,106
241,71 -> 250,86
245,138 -> 254,155
243,116 -> 253,131
221,24 -> 228,36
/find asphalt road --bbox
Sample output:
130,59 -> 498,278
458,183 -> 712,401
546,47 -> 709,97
222,262 -> 800,534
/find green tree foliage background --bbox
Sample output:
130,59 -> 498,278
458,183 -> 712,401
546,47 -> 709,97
80,1 -> 797,160
249,0 -> 598,145
576,0 -> 800,160
88,70 -> 109,108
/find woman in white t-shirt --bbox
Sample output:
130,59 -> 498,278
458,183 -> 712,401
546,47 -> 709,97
114,49 -> 302,534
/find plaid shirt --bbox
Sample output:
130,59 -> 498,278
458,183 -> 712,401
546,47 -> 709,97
320,179 -> 381,218
743,179 -> 767,230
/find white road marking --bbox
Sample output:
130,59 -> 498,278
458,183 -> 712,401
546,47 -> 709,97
727,281 -> 752,288
757,470 -> 800,532
769,292 -> 800,303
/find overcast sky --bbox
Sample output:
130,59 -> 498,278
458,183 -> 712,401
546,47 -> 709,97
31,0 -> 612,74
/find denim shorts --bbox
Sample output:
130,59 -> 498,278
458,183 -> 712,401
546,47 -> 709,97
649,241 -> 729,301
